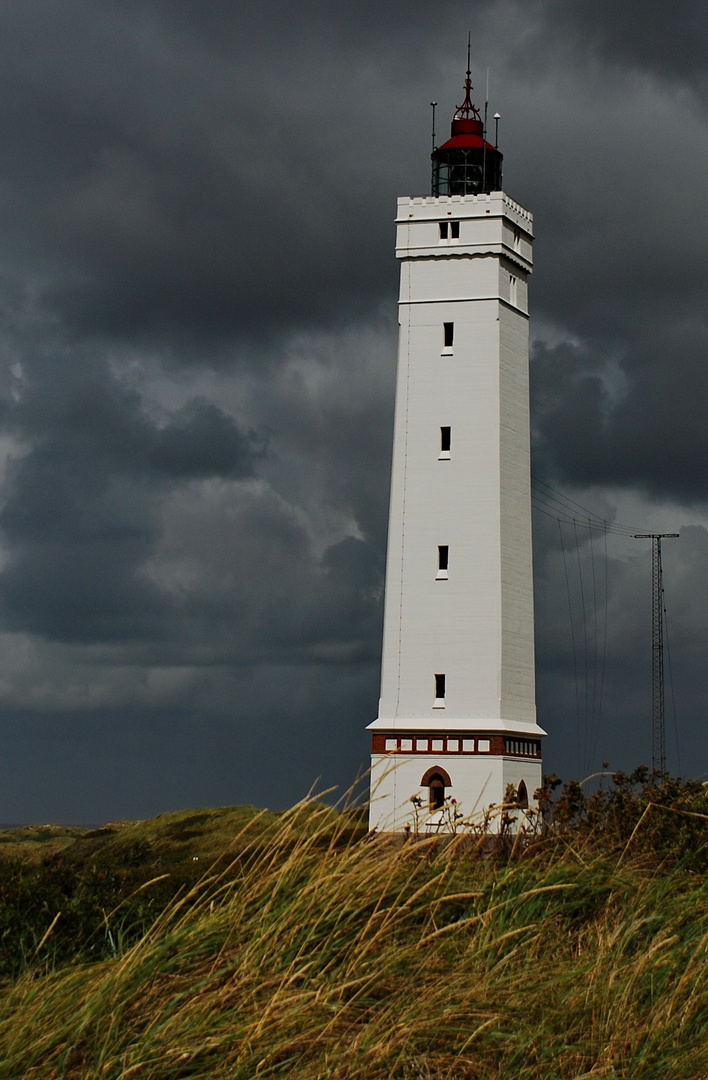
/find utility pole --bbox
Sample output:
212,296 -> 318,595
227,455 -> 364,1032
633,533 -> 679,776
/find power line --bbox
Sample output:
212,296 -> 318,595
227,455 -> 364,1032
531,497 -> 633,538
593,524 -> 609,768
531,475 -> 671,538
558,520 -> 582,775
664,593 -> 681,777
533,477 -> 684,778
589,520 -> 599,770
573,519 -> 589,772
531,476 -> 640,536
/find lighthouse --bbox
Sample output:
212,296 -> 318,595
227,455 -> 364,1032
368,62 -> 545,831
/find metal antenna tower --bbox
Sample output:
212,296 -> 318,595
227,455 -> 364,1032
633,533 -> 679,776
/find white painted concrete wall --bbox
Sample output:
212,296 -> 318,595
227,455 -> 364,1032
368,191 -> 543,832
370,752 -> 543,833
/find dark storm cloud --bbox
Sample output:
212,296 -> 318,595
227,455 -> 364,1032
152,482 -> 383,665
545,0 -> 708,81
0,0 -> 705,820
532,313 -> 708,502
0,351 -> 260,641
256,326 -> 397,554
0,0 -> 445,349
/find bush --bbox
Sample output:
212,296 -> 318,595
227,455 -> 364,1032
536,766 -> 708,868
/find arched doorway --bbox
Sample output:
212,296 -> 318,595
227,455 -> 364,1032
420,766 -> 452,811
517,780 -> 529,809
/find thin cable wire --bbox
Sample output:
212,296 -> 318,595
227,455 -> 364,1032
533,475 -> 676,775
589,519 -> 599,766
559,520 -> 582,776
531,475 -> 661,537
394,229 -> 413,723
532,476 -> 622,526
573,519 -> 590,774
663,593 -> 681,777
592,522 -> 609,767
532,501 -> 615,533
532,477 -> 629,529
531,496 -> 635,537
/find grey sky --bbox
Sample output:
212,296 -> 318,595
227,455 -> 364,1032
0,1 -> 704,821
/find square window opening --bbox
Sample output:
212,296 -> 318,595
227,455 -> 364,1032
443,322 -> 454,348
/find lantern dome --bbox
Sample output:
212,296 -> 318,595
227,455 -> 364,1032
432,61 -> 502,195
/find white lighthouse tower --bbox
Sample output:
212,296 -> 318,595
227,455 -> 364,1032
368,63 -> 545,831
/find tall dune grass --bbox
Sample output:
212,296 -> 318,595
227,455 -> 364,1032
2,796 -> 708,1078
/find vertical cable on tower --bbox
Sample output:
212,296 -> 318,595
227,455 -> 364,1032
430,102 -> 437,195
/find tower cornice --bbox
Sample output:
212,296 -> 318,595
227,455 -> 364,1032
396,192 -> 533,233
368,717 -> 547,735
395,251 -> 533,276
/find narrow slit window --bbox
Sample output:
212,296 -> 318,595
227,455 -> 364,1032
450,221 -> 460,239
440,426 -> 451,453
435,673 -> 446,700
439,221 -> 449,239
438,545 -> 449,571
509,275 -> 518,306
443,322 -> 454,348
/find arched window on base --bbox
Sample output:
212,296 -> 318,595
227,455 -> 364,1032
517,780 -> 529,809
420,766 -> 452,811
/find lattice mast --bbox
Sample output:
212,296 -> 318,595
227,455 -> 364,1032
633,533 -> 679,775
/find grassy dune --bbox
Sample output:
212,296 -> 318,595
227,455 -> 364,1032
1,781 -> 708,1078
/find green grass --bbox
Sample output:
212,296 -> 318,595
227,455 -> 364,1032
0,804 -> 279,865
0,805 -> 289,980
1,786 -> 708,1078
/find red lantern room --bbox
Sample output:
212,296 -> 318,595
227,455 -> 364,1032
432,60 -> 502,196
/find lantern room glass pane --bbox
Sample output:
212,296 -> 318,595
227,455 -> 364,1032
433,147 -> 502,196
